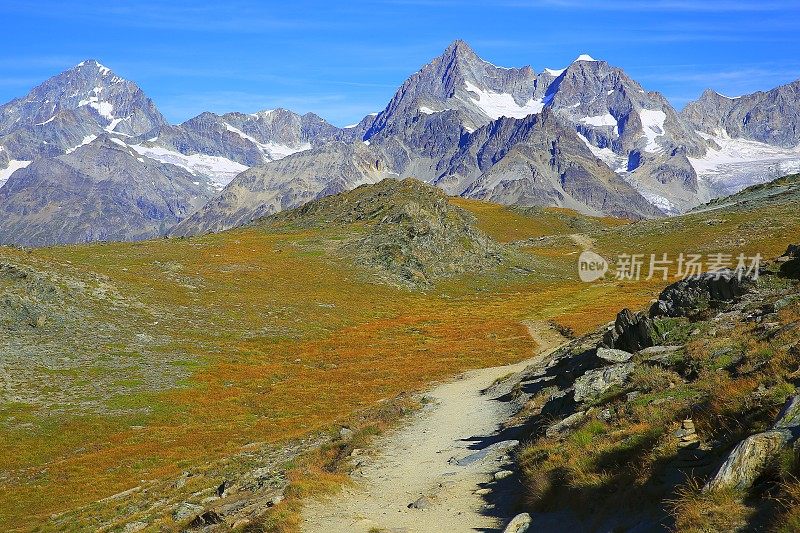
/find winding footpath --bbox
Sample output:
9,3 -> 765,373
301,323 -> 565,533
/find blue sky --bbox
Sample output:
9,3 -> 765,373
2,0 -> 800,127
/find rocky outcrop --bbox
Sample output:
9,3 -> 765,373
602,308 -> 656,352
260,178 -> 504,287
705,393 -> 800,492
778,244 -> 800,279
649,271 -> 752,318
573,362 -> 635,403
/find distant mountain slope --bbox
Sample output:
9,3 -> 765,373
680,82 -> 800,198
169,141 -> 392,236
175,107 -> 660,236
682,81 -> 800,148
0,136 -> 213,246
690,172 -> 800,214
441,110 -> 661,218
0,61 -> 352,246
137,108 -> 352,187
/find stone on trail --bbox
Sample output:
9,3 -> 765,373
407,495 -> 432,509
503,512 -> 532,533
494,470 -> 514,480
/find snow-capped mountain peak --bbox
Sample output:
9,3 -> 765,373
0,59 -> 166,161
76,59 -> 113,76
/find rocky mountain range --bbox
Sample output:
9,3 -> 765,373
0,135 -> 213,246
1,41 -> 799,246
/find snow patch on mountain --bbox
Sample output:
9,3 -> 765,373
66,134 -> 98,154
640,109 -> 666,153
78,89 -> 116,123
222,122 -> 311,161
577,132 -> 627,171
689,131 -> 800,195
419,106 -> 437,115
262,141 -> 312,160
639,191 -> 677,214
580,113 -> 617,128
34,115 -> 58,126
463,80 -> 544,120
544,67 -> 566,76
130,144 -> 248,188
574,54 -> 598,62
0,160 -> 32,187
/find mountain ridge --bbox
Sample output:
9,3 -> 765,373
1,43 -> 799,246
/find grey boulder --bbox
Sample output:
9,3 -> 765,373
573,362 -> 635,403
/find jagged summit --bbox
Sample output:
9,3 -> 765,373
74,59 -> 113,75
0,58 -> 166,156
574,53 -> 598,62
442,39 -> 480,60
681,77 -> 800,148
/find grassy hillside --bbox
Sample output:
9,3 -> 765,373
1,176 -> 799,531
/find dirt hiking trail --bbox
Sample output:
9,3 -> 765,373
301,322 -> 565,533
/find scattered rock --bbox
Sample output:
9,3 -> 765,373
602,309 -> 655,352
650,271 -> 752,318
674,419 -> 700,449
339,427 -> 354,440
250,466 -> 272,480
173,502 -> 203,522
705,393 -> 800,492
546,410 -> 587,437
174,471 -> 192,489
188,510 -> 223,528
573,362 -> 635,403
451,439 -> 519,466
639,345 -> 683,365
232,519 -> 251,530
775,294 -> 800,312
408,495 -> 432,509
596,347 -> 634,363
778,244 -> 800,279
122,522 -> 147,533
494,470 -> 514,480
598,408 -> 613,422
503,512 -> 532,533
474,487 -> 492,495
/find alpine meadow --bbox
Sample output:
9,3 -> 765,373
3,2 -> 800,532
